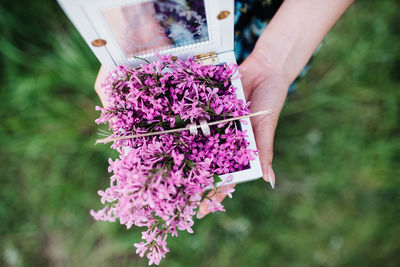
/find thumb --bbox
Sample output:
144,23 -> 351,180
251,111 -> 277,189
248,81 -> 289,189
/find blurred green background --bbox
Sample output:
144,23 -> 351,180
1,1 -> 400,266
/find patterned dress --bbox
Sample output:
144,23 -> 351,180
234,0 -> 313,90
234,0 -> 283,63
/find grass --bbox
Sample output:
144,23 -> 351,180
1,0 -> 399,266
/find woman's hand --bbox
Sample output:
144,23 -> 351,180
196,52 -> 290,218
240,52 -> 290,186
196,0 -> 354,218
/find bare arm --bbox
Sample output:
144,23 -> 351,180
251,0 -> 354,84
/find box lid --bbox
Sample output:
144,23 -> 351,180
58,0 -> 234,68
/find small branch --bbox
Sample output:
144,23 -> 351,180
96,110 -> 273,145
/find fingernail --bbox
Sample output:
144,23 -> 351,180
267,166 -> 275,189
196,211 -> 205,219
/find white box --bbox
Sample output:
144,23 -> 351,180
58,0 -> 263,186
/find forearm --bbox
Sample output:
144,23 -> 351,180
252,0 -> 354,84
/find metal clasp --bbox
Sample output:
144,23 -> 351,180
195,51 -> 218,65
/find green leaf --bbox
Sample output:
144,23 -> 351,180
213,174 -> 223,184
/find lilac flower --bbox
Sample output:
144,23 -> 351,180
92,55 -> 256,265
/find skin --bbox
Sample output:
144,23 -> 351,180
94,0 -> 354,219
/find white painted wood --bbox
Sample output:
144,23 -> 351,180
57,0 -> 116,67
216,0 -> 235,54
58,0 -> 237,68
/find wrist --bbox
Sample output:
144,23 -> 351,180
251,31 -> 295,85
241,51 -> 291,94
249,0 -> 354,85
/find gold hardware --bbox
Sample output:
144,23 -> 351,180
91,39 -> 107,47
195,51 -> 218,65
217,10 -> 230,20
171,56 -> 178,61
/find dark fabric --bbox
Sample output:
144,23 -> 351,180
234,0 -> 283,63
234,0 -> 314,91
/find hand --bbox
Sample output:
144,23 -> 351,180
197,0 -> 354,219
196,52 -> 290,218
240,52 -> 290,185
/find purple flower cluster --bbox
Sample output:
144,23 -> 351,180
92,55 -> 256,265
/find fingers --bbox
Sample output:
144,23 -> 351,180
94,65 -> 109,107
196,184 -> 236,219
252,111 -> 277,188
248,79 -> 289,188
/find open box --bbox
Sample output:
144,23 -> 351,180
58,0 -> 263,185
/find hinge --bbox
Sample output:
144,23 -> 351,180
195,51 -> 218,65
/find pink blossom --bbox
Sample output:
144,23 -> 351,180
92,55 -> 256,265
